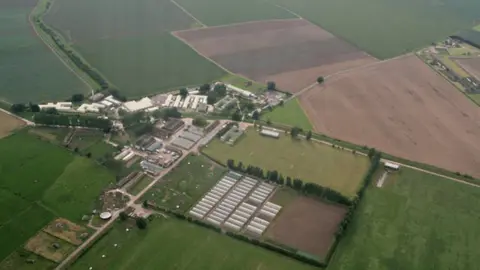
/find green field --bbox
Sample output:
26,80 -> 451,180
203,129 -> 369,197
0,250 -> 56,270
127,175 -> 153,195
474,25 -> 480,32
328,168 -> 480,270
176,0 -> 296,26
44,0 -> 227,97
262,98 -> 312,131
141,155 -> 226,212
220,74 -> 266,93
71,217 -> 317,270
0,132 -> 115,262
270,0 -> 479,59
0,1 -> 87,103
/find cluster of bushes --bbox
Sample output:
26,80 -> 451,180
226,159 -> 351,206
34,113 -> 112,131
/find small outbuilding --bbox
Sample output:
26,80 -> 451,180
384,161 -> 400,171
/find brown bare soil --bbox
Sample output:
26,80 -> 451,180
0,111 -> 25,138
455,57 -> 480,79
25,231 -> 76,263
174,19 -> 376,93
265,197 -> 347,258
299,55 -> 480,178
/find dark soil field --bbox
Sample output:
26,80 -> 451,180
455,57 -> 480,79
266,196 -> 347,258
175,19 -> 376,93
299,55 -> 480,178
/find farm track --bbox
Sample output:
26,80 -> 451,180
170,0 -> 206,28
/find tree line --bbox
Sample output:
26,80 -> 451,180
34,113 -> 112,131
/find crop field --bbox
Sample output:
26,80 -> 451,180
24,231 -> 76,263
203,129 -> 370,197
299,55 -> 480,178
270,0 -> 479,59
261,98 -> 312,131
44,0 -> 226,97
0,132 -> 114,262
455,57 -> 480,79
329,168 -> 480,270
141,155 -> 227,212
175,19 -> 376,93
0,0 -> 87,103
71,217 -> 317,270
266,189 -> 347,260
175,0 -> 296,26
42,218 -> 90,246
0,111 -> 25,138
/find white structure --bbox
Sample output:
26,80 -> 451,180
77,103 -> 100,113
100,212 -> 112,220
122,97 -> 154,112
172,95 -> 182,108
39,102 -> 73,112
384,162 -> 400,171
104,95 -> 122,105
163,94 -> 174,107
226,84 -> 256,98
260,129 -> 280,139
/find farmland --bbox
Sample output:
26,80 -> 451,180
0,0 -> 87,103
0,111 -> 25,138
71,217 -> 317,270
299,55 -> 480,178
270,0 -> 479,59
44,0 -> 227,97
329,168 -> 480,270
455,57 -> 480,79
203,129 -> 370,197
261,98 -> 312,131
141,155 -> 227,212
175,19 -> 376,93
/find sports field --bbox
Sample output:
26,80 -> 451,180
261,98 -> 312,131
270,0 -> 478,59
44,0 -> 226,97
203,129 -> 369,197
0,0 -> 86,103
0,132 -> 114,261
71,217 -> 317,270
329,168 -> 480,270
141,155 -> 227,212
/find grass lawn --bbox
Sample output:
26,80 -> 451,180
261,98 -> 312,131
0,250 -> 56,270
0,1 -> 86,103
220,74 -> 266,93
141,155 -> 226,212
203,129 -> 369,197
270,0 -> 477,59
71,217 -> 317,270
328,168 -> 480,270
127,175 -> 154,195
176,0 -> 296,26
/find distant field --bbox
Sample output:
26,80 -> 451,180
329,168 -> 480,270
261,98 -> 312,131
203,129 -> 369,197
71,217 -> 317,270
44,0 -> 226,97
141,155 -> 226,212
0,111 -> 25,138
270,0 -> 478,59
0,0 -> 87,103
475,25 -> 480,32
175,0 -> 296,26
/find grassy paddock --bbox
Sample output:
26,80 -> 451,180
329,168 -> 480,270
71,217 -> 317,270
262,98 -> 312,131
0,250 -> 56,270
203,129 -> 369,197
127,175 -> 153,196
220,74 -> 267,93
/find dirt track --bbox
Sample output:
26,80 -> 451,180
174,19 -> 376,93
265,197 -> 346,258
299,55 -> 480,178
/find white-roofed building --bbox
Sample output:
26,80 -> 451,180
260,129 -> 280,139
122,97 -> 154,112
77,104 -> 100,113
39,102 -> 74,112
226,84 -> 256,98
384,162 -> 400,171
104,95 -> 122,105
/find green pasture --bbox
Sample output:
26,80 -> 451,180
176,0 -> 296,26
203,129 -> 369,197
141,155 -> 226,212
474,25 -> 480,32
0,250 -> 56,270
328,168 -> 480,270
71,217 -> 317,270
270,0 -> 478,59
262,98 -> 312,131
127,175 -> 153,195
0,3 -> 86,103
220,74 -> 266,93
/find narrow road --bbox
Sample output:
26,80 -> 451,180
376,171 -> 388,188
170,0 -> 206,28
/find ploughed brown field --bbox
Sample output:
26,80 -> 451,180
174,19 -> 376,93
265,197 -> 346,258
455,57 -> 480,79
299,55 -> 480,178
0,111 -> 25,138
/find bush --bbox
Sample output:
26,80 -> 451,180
136,217 -> 148,229
119,211 -> 128,221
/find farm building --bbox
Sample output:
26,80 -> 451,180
135,135 -> 157,151
104,95 -> 122,106
384,162 -> 400,171
153,119 -> 185,139
77,103 -> 102,113
89,92 -> 104,102
226,84 -> 257,98
39,102 -> 74,112
197,103 -> 208,113
122,97 -> 154,112
220,126 -> 244,145
140,160 -> 163,175
260,129 -> 280,139
172,137 -> 195,150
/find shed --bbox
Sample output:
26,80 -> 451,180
384,162 -> 400,171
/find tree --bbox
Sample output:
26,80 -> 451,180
163,108 -> 181,120
267,81 -> 276,91
71,93 -> 85,103
316,76 -> 325,84
266,119 -> 272,125
45,107 -> 58,115
30,103 -> 40,112
10,104 -> 26,113
192,116 -> 207,127
251,110 -> 260,120
119,211 -> 128,221
74,147 -> 79,153
213,84 -> 227,97
231,110 -> 242,121
290,127 -> 301,138
368,148 -> 376,160
86,152 -> 92,158
142,200 -> 149,208
207,92 -> 217,105
306,130 -> 312,140
136,217 -> 148,229
279,100 -> 284,106
286,177 -> 292,187
179,88 -> 188,99
199,83 -> 210,95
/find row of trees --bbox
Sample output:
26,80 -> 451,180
226,159 -> 351,206
34,113 -> 112,131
